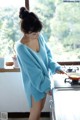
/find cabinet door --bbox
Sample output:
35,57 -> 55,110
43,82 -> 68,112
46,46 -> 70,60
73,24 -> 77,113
52,90 -> 80,120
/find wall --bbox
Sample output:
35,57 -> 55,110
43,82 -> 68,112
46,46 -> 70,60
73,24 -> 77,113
0,72 -> 51,112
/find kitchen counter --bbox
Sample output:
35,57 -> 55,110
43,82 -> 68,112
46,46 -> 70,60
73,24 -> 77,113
0,68 -> 20,72
51,74 -> 80,120
51,90 -> 80,120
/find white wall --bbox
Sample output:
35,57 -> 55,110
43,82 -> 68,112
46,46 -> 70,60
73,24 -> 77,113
0,72 -> 51,112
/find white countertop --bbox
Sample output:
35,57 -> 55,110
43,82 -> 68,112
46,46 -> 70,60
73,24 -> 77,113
52,90 -> 80,120
51,74 -> 80,120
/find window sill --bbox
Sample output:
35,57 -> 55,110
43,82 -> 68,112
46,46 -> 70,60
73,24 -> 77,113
0,68 -> 20,72
58,61 -> 80,65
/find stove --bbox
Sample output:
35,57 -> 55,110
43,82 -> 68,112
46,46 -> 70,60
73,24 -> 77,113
51,74 -> 80,89
64,77 -> 80,85
50,74 -> 80,120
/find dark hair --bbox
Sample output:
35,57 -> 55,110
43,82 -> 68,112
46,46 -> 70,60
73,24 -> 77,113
19,7 -> 43,34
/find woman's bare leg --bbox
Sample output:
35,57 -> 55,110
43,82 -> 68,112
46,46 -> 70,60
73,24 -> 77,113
28,96 -> 46,120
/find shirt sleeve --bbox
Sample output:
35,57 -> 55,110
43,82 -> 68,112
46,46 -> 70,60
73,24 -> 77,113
16,44 -> 51,93
41,35 -> 62,74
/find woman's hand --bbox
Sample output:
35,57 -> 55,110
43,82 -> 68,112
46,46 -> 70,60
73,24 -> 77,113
56,70 -> 65,74
47,90 -> 52,96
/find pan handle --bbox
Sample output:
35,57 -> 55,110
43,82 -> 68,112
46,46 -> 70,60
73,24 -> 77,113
64,78 -> 72,84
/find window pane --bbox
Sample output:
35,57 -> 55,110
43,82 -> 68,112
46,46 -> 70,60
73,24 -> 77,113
30,0 -> 80,61
0,0 -> 25,57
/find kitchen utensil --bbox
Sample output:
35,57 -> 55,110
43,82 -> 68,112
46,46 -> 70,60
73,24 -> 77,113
64,72 -> 80,85
65,72 -> 80,80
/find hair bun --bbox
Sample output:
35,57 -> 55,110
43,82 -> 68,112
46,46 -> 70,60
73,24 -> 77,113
19,7 -> 29,19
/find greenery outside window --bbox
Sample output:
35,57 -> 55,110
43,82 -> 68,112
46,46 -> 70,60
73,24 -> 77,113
30,0 -> 80,61
0,0 -> 25,57
0,0 -> 80,62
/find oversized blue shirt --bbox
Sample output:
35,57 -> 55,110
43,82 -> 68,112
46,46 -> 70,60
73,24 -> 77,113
15,34 -> 61,108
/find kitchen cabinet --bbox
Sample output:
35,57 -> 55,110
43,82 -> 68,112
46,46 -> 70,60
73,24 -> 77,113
0,69 -> 50,112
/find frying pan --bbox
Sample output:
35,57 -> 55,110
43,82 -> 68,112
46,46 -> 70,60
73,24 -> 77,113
65,72 -> 80,81
64,72 -> 80,85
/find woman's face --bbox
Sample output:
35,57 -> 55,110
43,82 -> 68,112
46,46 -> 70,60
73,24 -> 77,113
26,32 -> 40,40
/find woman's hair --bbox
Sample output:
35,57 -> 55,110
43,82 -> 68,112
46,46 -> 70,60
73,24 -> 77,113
19,7 -> 43,34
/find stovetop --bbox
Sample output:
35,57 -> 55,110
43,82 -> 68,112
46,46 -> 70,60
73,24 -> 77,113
51,74 -> 80,90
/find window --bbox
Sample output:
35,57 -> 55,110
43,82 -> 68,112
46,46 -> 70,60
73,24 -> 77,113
29,0 -> 80,61
0,0 -> 25,57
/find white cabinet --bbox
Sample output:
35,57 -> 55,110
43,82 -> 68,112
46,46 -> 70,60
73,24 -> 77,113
0,72 -> 28,112
0,72 -> 50,112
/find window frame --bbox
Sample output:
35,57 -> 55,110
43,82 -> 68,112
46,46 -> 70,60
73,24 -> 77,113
25,0 -> 29,10
1,0 -> 80,66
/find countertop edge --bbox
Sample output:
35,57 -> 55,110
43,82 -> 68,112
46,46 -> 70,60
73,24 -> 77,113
0,68 -> 20,72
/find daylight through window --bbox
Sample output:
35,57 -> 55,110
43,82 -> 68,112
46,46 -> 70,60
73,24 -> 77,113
30,0 -> 80,61
0,0 -> 24,57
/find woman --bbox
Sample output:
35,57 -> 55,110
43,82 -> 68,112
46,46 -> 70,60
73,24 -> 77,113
15,7 -> 64,120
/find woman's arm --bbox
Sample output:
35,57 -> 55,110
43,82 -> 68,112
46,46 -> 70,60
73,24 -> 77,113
41,36 -> 62,74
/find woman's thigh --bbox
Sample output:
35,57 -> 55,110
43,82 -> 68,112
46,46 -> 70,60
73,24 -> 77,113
30,95 -> 47,113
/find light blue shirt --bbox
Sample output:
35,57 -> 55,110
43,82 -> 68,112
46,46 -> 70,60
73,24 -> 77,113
15,34 -> 61,108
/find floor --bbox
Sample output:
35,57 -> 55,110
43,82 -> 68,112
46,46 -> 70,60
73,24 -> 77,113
9,118 -> 50,120
0,112 -> 51,120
